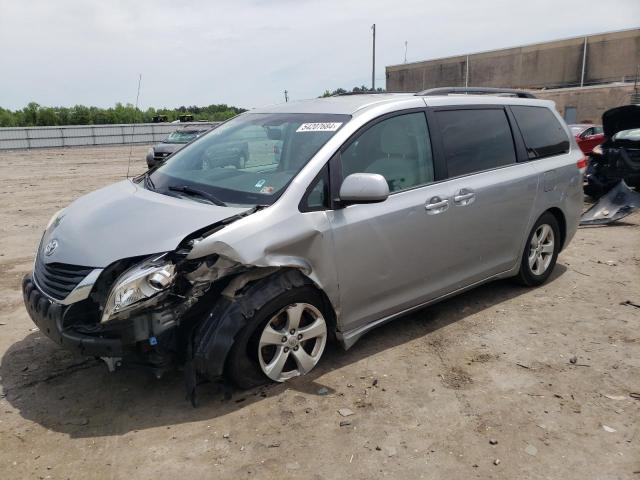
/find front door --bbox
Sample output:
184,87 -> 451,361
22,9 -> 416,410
328,111 -> 452,331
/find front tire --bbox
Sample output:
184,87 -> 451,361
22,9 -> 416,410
225,286 -> 328,389
515,212 -> 560,287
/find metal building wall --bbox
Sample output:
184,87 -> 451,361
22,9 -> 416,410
535,83 -> 636,124
0,122 -> 220,150
386,29 -> 640,92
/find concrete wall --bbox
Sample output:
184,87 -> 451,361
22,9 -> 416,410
386,29 -> 640,92
535,84 -> 635,124
0,122 -> 220,150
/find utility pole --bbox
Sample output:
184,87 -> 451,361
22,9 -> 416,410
404,41 -> 408,64
284,90 -> 289,103
371,24 -> 376,91
580,36 -> 587,87
465,55 -> 469,88
633,65 -> 640,105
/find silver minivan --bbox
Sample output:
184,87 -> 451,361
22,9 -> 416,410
22,88 -> 585,392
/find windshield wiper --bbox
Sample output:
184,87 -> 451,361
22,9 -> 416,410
143,172 -> 156,191
168,185 -> 227,206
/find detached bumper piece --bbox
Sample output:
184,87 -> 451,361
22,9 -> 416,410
22,274 -> 124,357
580,181 -> 640,226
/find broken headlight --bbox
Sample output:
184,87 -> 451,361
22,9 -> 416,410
101,254 -> 176,323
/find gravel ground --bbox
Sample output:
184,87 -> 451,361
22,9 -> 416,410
0,145 -> 639,479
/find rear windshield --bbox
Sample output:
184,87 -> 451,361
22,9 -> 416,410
511,106 -> 570,159
149,113 -> 349,206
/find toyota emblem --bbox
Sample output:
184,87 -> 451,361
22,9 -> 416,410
44,239 -> 58,256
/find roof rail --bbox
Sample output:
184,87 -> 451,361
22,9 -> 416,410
415,87 -> 536,99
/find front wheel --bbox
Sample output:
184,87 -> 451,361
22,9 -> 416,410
225,286 -> 329,389
515,212 -> 560,287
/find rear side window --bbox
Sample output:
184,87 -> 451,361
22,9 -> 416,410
511,106 -> 570,159
435,109 -> 516,178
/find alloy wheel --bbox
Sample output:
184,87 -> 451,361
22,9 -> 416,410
258,303 -> 327,382
528,223 -> 555,276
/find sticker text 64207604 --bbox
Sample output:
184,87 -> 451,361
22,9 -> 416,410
296,122 -> 342,133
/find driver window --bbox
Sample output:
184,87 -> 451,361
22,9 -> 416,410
341,112 -> 434,193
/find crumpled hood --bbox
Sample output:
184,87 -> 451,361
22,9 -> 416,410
602,105 -> 640,138
41,180 -> 251,268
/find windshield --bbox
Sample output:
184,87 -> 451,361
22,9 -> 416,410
164,130 -> 202,144
570,126 -> 586,135
148,113 -> 349,206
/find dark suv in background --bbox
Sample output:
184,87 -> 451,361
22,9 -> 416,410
146,124 -> 214,168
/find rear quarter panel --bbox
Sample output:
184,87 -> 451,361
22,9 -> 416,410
525,112 -> 583,252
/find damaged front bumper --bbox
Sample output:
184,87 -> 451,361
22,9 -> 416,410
21,270 -> 197,371
23,274 -> 129,357
21,248 -> 251,374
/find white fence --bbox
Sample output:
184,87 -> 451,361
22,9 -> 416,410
0,122 -> 221,150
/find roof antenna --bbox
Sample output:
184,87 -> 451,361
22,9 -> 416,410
126,73 -> 142,179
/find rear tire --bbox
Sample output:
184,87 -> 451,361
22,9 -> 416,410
514,212 -> 560,287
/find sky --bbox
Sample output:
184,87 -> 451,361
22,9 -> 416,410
1,0 -> 638,111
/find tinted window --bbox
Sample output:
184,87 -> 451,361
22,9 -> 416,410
436,109 -> 516,178
511,106 -> 570,159
341,112 -> 434,193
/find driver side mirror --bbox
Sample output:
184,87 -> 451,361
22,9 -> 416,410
339,173 -> 389,205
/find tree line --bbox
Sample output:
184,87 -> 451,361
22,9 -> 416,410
0,102 -> 246,127
1,89 -> 387,127
320,86 -> 386,97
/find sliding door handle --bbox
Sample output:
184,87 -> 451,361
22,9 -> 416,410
453,188 -> 476,206
425,197 -> 449,214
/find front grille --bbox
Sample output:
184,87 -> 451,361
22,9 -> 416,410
33,254 -> 94,301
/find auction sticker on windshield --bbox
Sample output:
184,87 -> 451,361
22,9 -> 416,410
296,122 -> 342,133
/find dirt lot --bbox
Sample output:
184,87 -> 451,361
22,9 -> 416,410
0,145 -> 639,479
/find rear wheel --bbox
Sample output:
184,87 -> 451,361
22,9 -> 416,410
515,212 -> 560,286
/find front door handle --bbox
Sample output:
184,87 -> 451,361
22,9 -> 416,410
425,196 -> 449,214
453,188 -> 476,206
